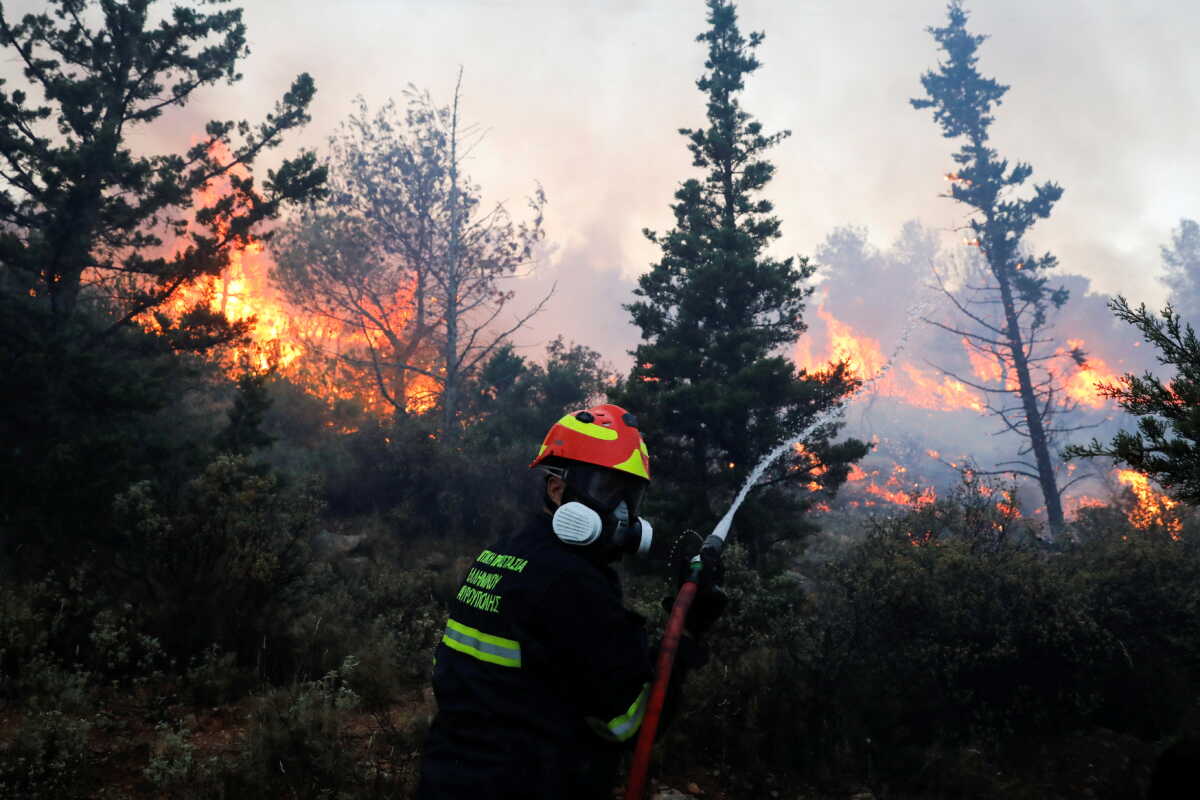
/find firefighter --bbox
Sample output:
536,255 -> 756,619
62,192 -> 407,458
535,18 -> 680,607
416,403 -> 724,800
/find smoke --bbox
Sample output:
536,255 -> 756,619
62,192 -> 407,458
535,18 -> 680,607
505,222 -> 642,374
1161,219 -> 1200,327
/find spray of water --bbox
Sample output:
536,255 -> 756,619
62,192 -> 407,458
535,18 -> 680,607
711,297 -> 931,543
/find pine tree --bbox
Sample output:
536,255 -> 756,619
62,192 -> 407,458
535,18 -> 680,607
617,0 -> 865,560
0,0 -> 324,341
912,1 -> 1078,536
1065,298 -> 1200,504
0,0 -> 323,567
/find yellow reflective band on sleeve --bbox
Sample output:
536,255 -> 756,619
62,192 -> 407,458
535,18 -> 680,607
556,414 -> 620,441
587,682 -> 651,742
442,618 -> 522,668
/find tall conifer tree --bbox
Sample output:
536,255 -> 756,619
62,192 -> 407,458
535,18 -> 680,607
913,1 -> 1078,536
617,0 -> 865,559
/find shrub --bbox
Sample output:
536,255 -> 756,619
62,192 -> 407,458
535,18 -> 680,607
112,454 -> 321,668
230,657 -> 363,797
0,711 -> 92,799
143,721 -> 223,799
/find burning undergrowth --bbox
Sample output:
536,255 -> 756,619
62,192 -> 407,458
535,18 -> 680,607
795,222 -> 1180,531
135,143 -> 440,418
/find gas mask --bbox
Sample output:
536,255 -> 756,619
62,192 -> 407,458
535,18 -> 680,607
547,464 -> 654,559
552,499 -> 654,558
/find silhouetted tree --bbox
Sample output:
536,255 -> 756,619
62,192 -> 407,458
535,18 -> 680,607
0,0 -> 322,568
0,0 -> 324,340
913,0 -> 1084,535
617,0 -> 865,561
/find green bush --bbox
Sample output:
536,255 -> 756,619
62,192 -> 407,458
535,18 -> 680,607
113,454 -> 321,669
0,711 -> 92,799
229,657 -> 363,798
284,557 -> 443,709
143,720 -> 224,799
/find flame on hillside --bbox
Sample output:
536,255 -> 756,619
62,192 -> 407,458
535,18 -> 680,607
797,305 -> 1119,416
794,304 -> 987,413
1116,470 -> 1183,538
1060,339 -> 1119,410
843,463 -> 937,509
143,143 -> 439,415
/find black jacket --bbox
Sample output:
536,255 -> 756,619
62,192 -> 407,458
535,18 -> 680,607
417,514 -> 656,800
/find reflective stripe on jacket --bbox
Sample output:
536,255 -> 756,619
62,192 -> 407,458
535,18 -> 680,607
417,514 -> 653,800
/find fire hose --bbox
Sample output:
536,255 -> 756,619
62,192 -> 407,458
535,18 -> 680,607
623,534 -> 725,800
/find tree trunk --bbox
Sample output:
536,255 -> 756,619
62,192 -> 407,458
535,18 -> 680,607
440,74 -> 463,440
996,267 -> 1065,536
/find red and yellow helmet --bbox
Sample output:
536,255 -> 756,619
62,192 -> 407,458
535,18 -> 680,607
530,403 -> 650,482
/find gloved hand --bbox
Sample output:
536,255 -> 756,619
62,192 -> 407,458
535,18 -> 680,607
684,582 -> 727,638
661,548 -> 727,638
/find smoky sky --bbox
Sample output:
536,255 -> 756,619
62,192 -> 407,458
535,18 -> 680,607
5,0 -> 1199,370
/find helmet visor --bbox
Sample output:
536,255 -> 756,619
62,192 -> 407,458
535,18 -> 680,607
567,464 -> 646,518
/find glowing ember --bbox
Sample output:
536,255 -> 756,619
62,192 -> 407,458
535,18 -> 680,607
1116,470 -> 1183,538
843,463 -> 937,509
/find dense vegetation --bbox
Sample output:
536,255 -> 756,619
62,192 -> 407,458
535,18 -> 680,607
2,2 -> 1199,799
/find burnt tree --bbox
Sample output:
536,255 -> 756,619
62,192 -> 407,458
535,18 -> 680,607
913,1 -> 1084,535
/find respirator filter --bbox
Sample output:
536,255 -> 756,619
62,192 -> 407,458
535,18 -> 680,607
551,501 -> 603,546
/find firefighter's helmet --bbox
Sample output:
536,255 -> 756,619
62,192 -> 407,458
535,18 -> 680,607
530,403 -> 650,482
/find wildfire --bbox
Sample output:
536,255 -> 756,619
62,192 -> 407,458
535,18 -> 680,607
964,339 -> 1004,385
1064,495 -> 1106,518
817,305 -> 887,380
1060,338 -> 1119,410
795,305 -> 987,414
145,142 -> 437,415
1116,470 -> 1183,538
845,463 -> 937,510
900,365 -> 987,413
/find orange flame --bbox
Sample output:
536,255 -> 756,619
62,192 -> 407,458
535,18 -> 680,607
1060,338 -> 1119,410
795,306 -> 987,414
146,142 -> 436,415
1116,470 -> 1182,538
844,463 -> 937,509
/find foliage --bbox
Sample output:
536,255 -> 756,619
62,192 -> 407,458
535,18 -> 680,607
912,0 -> 1075,534
0,711 -> 91,799
1066,298 -> 1200,504
0,320 -> 222,571
616,0 -> 865,561
0,0 -> 321,574
271,83 -> 546,431
231,658 -> 364,797
112,454 -> 321,667
0,0 -> 324,333
143,720 -> 224,798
